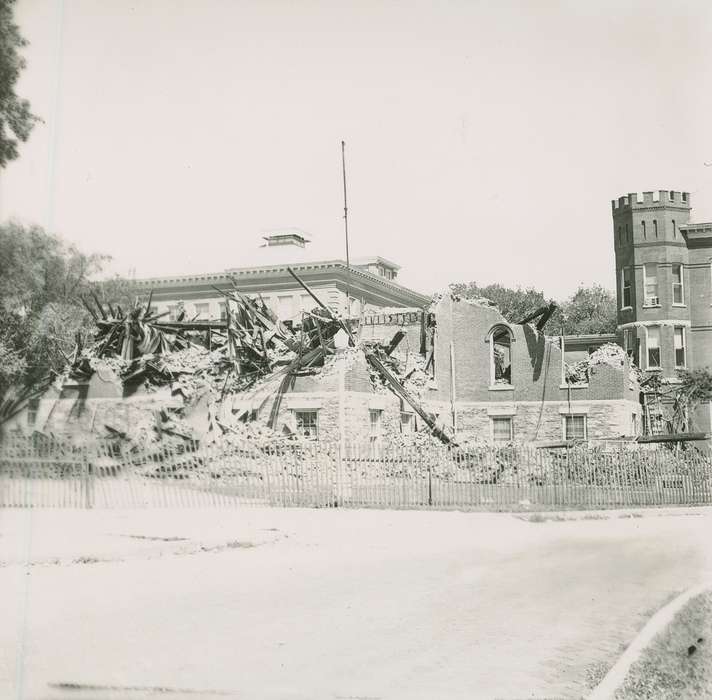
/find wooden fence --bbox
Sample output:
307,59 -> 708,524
1,435 -> 712,510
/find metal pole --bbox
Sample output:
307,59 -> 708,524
341,140 -> 351,314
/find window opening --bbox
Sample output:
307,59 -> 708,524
492,416 -> 513,443
674,327 -> 686,368
672,263 -> 683,305
564,415 -> 587,441
491,327 -> 512,385
295,410 -> 318,438
647,326 -> 661,368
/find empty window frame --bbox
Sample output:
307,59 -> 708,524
491,416 -> 513,443
490,326 -> 513,385
294,410 -> 318,438
672,219 -> 677,238
564,414 -> 587,441
218,302 -> 227,321
671,263 -> 684,305
653,219 -> 658,238
642,220 -> 647,239
647,325 -> 661,369
625,223 -> 630,242
643,263 -> 659,305
674,326 -> 686,368
621,267 -> 632,308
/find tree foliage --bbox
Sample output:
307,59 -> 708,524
449,280 -> 617,335
0,222 -> 113,393
0,0 -> 40,168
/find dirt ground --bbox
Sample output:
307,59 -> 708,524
2,506 -> 712,700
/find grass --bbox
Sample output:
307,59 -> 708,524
614,590 -> 712,699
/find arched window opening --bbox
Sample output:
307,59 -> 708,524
490,326 -> 513,386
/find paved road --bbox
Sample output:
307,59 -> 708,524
2,507 -> 711,700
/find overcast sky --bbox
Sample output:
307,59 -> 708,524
3,0 -> 712,299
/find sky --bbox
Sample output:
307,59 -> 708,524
3,0 -> 712,299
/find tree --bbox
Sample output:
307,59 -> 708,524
448,280 -> 617,336
0,0 -> 40,168
449,281 -> 554,324
0,221 -> 107,313
0,222 -> 109,393
559,284 -> 617,335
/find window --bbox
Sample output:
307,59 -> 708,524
643,263 -> 659,305
672,263 -> 684,305
278,295 -> 294,320
369,409 -> 383,442
631,413 -> 639,437
194,303 -> 210,320
625,223 -> 630,242
621,267 -> 632,308
294,410 -> 318,438
27,398 -> 39,427
490,326 -> 513,386
669,191 -> 675,201
672,219 -> 677,238
647,325 -> 661,369
219,302 -> 227,321
168,304 -> 180,322
564,415 -> 587,441
400,412 -> 414,434
682,192 -> 688,202
653,219 -> 658,238
674,327 -> 686,368
491,416 -> 513,443
617,226 -> 622,245
642,220 -> 646,239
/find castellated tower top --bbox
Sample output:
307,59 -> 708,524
611,190 -> 690,212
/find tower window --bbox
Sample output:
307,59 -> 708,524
669,191 -> 675,201
489,325 -> 513,386
646,325 -> 661,369
653,220 -> 658,238
674,327 -> 686,368
625,223 -> 630,242
672,219 -> 677,238
617,226 -> 622,245
623,328 -> 635,361
682,192 -> 688,202
642,220 -> 646,239
643,263 -> 659,305
672,263 -> 684,305
621,267 -> 632,308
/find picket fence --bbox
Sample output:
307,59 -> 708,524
1,435 -> 712,511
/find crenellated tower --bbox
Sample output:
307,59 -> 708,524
611,190 -> 692,380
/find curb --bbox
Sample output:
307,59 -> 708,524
588,579 -> 712,699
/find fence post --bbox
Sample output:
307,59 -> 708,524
82,447 -> 94,509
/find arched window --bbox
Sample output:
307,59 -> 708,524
642,220 -> 646,239
489,325 -> 513,386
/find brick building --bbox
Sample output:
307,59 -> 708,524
612,190 -> 712,434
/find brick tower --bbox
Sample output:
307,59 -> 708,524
612,190 -> 692,378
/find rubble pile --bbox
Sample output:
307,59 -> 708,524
24,269 -> 452,448
565,342 -> 639,386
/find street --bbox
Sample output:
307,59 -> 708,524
2,507 -> 711,700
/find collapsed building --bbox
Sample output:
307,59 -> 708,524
1,271 -> 641,448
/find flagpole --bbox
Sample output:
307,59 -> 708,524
341,140 -> 351,314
